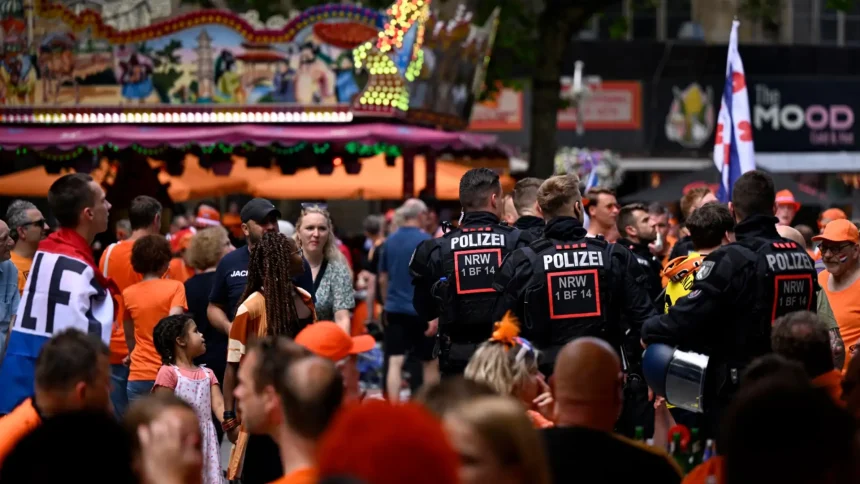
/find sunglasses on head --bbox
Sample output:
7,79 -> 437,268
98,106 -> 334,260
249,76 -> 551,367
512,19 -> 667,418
301,202 -> 328,212
513,336 -> 537,364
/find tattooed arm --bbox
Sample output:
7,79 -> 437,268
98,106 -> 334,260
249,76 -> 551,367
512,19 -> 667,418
830,327 -> 846,370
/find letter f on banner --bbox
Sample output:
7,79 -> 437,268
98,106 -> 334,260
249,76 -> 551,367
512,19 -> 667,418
714,20 -> 756,203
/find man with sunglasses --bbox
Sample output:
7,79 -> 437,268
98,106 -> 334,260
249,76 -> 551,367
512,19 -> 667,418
6,200 -> 49,295
208,198 -> 315,337
816,219 -> 860,371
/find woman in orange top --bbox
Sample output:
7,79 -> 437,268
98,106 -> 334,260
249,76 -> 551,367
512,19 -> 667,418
223,232 -> 314,479
123,235 -> 187,404
464,312 -> 554,429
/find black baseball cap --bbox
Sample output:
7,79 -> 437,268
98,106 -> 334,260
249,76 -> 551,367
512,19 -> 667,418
240,198 -> 281,224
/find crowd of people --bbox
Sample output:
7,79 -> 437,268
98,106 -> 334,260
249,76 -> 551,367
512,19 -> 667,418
0,168 -> 859,484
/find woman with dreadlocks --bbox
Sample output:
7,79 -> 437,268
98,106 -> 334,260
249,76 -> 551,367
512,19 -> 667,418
222,231 -> 315,484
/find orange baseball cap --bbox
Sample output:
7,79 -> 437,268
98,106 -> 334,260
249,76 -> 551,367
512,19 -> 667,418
813,219 -> 859,244
775,190 -> 801,211
820,208 -> 847,222
169,227 -> 195,254
196,206 -> 221,227
295,322 -> 375,362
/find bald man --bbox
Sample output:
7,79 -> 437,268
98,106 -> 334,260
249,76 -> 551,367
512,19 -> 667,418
542,338 -> 681,484
776,225 -> 845,369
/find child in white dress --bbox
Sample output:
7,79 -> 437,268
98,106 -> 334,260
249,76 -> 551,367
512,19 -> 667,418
152,314 -> 225,484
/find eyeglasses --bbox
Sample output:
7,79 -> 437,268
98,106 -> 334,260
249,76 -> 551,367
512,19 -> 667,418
21,219 -> 47,229
820,243 -> 854,255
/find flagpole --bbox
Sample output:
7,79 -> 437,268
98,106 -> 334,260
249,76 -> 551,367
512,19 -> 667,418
713,18 -> 756,203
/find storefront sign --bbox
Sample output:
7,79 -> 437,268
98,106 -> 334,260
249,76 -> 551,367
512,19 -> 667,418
751,81 -> 856,151
469,80 -> 642,132
652,78 -> 859,155
468,87 -> 524,131
557,81 -> 642,130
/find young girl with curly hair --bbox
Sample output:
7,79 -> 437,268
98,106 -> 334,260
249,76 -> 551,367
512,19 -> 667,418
152,313 -> 225,484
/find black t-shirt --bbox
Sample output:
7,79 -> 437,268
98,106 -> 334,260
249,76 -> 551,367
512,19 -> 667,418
185,272 -> 226,382
368,243 -> 384,304
209,246 -> 315,320
542,426 -> 681,484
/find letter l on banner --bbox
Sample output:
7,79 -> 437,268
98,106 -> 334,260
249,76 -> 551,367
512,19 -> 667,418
713,20 -> 756,203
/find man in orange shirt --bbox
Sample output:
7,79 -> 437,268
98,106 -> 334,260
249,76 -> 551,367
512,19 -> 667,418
98,195 -> 162,417
0,329 -> 111,466
233,337 -> 342,484
815,219 -> 860,370
166,228 -> 195,283
6,200 -> 49,295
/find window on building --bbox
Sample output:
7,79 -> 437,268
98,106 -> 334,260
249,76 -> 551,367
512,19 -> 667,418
791,0 -> 815,44
844,2 -> 860,45
631,0 -> 658,39
596,2 -> 626,39
820,2 -> 840,44
667,0 -> 693,39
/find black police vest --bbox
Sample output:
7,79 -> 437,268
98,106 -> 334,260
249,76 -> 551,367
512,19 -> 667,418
438,224 -> 522,334
521,237 -> 615,349
733,237 -> 818,360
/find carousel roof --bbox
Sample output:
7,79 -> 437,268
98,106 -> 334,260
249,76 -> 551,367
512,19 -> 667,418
0,123 -> 501,151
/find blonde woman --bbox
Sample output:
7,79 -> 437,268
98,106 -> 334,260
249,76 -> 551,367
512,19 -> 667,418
465,312 -> 555,428
184,226 -> 233,388
295,203 -> 355,334
443,395 -> 552,484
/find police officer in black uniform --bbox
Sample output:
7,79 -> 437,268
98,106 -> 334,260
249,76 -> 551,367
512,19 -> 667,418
613,203 -> 665,437
642,171 -> 819,432
616,203 -> 664,304
493,174 -> 658,376
410,168 -> 531,376
511,177 -> 546,239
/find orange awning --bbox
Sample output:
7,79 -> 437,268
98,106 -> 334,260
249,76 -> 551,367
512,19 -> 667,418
250,155 -> 514,200
0,156 -> 273,202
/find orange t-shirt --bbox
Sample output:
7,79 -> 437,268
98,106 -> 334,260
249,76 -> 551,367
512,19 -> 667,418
9,251 -> 31,295
813,369 -> 845,406
268,467 -> 317,484
0,398 -> 41,467
228,289 -> 315,364
167,257 -> 195,284
818,271 -> 860,370
526,410 -> 554,429
228,292 -> 268,365
99,241 -> 143,364
124,279 -> 187,381
683,456 -> 725,484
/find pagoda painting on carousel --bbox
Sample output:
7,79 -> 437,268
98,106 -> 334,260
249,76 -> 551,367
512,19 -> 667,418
0,0 -> 499,131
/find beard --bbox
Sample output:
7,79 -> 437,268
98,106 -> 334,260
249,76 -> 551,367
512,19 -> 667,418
639,231 -> 657,244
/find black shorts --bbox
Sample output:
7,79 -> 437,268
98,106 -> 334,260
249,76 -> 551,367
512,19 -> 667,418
384,312 -> 437,361
242,433 -> 282,484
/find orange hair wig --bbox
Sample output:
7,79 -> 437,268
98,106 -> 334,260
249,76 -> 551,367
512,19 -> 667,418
316,401 -> 459,484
